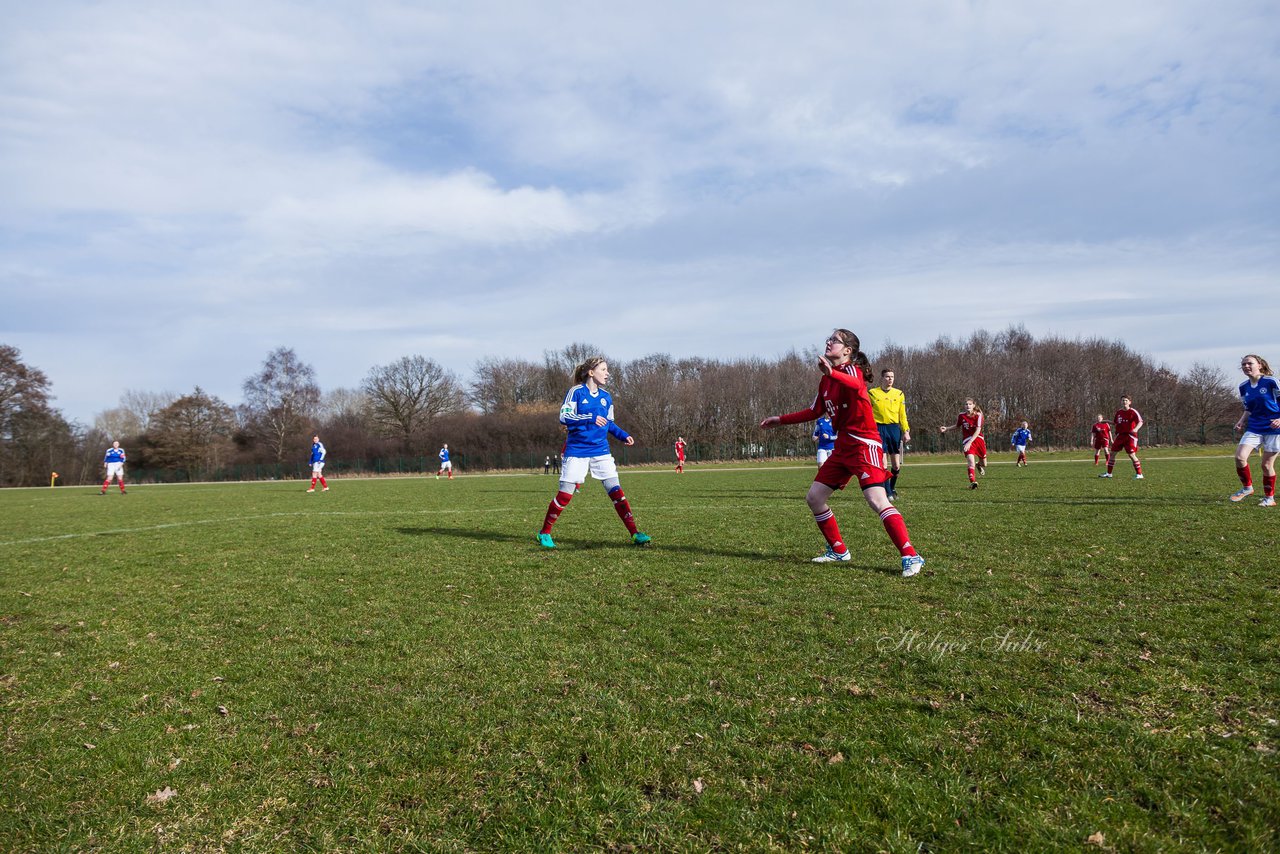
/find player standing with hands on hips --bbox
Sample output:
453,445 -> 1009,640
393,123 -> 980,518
760,329 -> 924,577
101,441 -> 127,494
1100,397 -> 1144,479
537,357 -> 651,549
307,435 -> 329,492
1231,354 -> 1279,506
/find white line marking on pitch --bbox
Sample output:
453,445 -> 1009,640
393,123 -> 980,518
0,507 -> 513,547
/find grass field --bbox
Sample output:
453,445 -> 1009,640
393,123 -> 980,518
2,448 -> 1277,852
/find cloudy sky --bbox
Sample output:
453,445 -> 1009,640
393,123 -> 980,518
2,1 -> 1276,424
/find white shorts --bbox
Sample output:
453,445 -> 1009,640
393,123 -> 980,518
816,448 -> 833,466
1013,444 -> 1026,454
105,462 -> 124,479
561,454 -> 619,484
439,460 -> 452,470
312,462 -> 325,474
1239,432 -> 1280,454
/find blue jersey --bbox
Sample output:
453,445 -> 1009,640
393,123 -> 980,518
812,417 -> 836,451
439,447 -> 450,463
310,442 -> 326,464
1011,428 -> 1032,446
559,383 -> 630,457
1240,376 -> 1280,434
104,446 -> 126,464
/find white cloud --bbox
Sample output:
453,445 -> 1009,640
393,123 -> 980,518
0,1 -> 1276,422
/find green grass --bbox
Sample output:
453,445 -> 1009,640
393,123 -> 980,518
2,449 -> 1277,851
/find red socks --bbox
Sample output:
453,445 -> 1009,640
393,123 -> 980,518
1238,465 -> 1253,488
608,487 -> 639,535
541,490 -> 574,534
813,509 -> 847,555
967,466 -> 976,483
1265,475 -> 1276,498
1133,459 -> 1143,475
880,507 -> 917,557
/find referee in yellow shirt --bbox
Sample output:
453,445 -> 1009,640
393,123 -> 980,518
868,368 -> 910,498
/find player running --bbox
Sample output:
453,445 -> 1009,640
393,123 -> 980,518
812,416 -> 836,466
537,357 -> 650,549
307,435 -> 329,492
1101,397 -> 1144,479
760,329 -> 924,577
939,399 -> 987,489
1011,421 -> 1032,467
436,444 -> 453,480
101,441 -> 127,494
1231,354 -> 1279,506
1090,415 -> 1112,466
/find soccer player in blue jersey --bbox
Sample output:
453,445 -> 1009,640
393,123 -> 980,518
1232,354 -> 1280,506
812,416 -> 836,466
1011,422 -> 1032,467
100,441 -> 127,494
307,435 -> 329,492
436,444 -> 453,480
538,357 -> 650,548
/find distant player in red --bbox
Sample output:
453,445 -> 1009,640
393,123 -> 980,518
1101,396 -> 1144,479
939,399 -> 987,489
674,436 -> 686,474
1090,414 -> 1112,465
760,328 -> 924,577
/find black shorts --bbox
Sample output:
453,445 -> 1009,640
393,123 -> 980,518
877,424 -> 903,456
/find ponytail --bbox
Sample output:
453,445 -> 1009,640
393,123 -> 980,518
831,328 -> 873,382
574,356 -> 607,385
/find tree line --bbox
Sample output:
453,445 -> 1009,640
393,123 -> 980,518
0,327 -> 1243,487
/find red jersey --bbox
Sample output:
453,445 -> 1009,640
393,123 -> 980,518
778,363 -> 881,450
674,440 -> 686,460
953,411 -> 984,452
1092,422 -> 1112,442
1114,408 -> 1143,437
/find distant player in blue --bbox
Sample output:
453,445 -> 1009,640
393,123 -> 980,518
436,444 -> 453,480
1011,422 -> 1032,467
100,441 -> 127,494
538,357 -> 650,548
307,435 -> 329,492
813,416 -> 836,466
1231,354 -> 1280,506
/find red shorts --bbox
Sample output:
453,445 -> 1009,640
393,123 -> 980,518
1110,435 -> 1139,454
1092,436 -> 1108,450
961,437 -> 988,459
816,440 -> 888,490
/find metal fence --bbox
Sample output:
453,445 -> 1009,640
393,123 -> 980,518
117,422 -> 1239,484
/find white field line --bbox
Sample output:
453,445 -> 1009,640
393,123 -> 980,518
0,507 -> 513,548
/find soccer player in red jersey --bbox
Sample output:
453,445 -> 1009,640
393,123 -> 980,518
939,399 -> 987,489
1090,414 -> 1112,465
1101,396 -> 1144,479
674,436 -> 686,473
760,329 -> 924,577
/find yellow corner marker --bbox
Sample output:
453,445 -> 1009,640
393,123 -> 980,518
51,471 -> 59,488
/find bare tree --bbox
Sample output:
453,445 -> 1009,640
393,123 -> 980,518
150,387 -> 237,476
1180,361 -> 1237,443
471,357 -> 550,414
94,407 -> 143,440
120,389 -> 177,433
362,356 -> 465,451
241,347 -> 321,462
